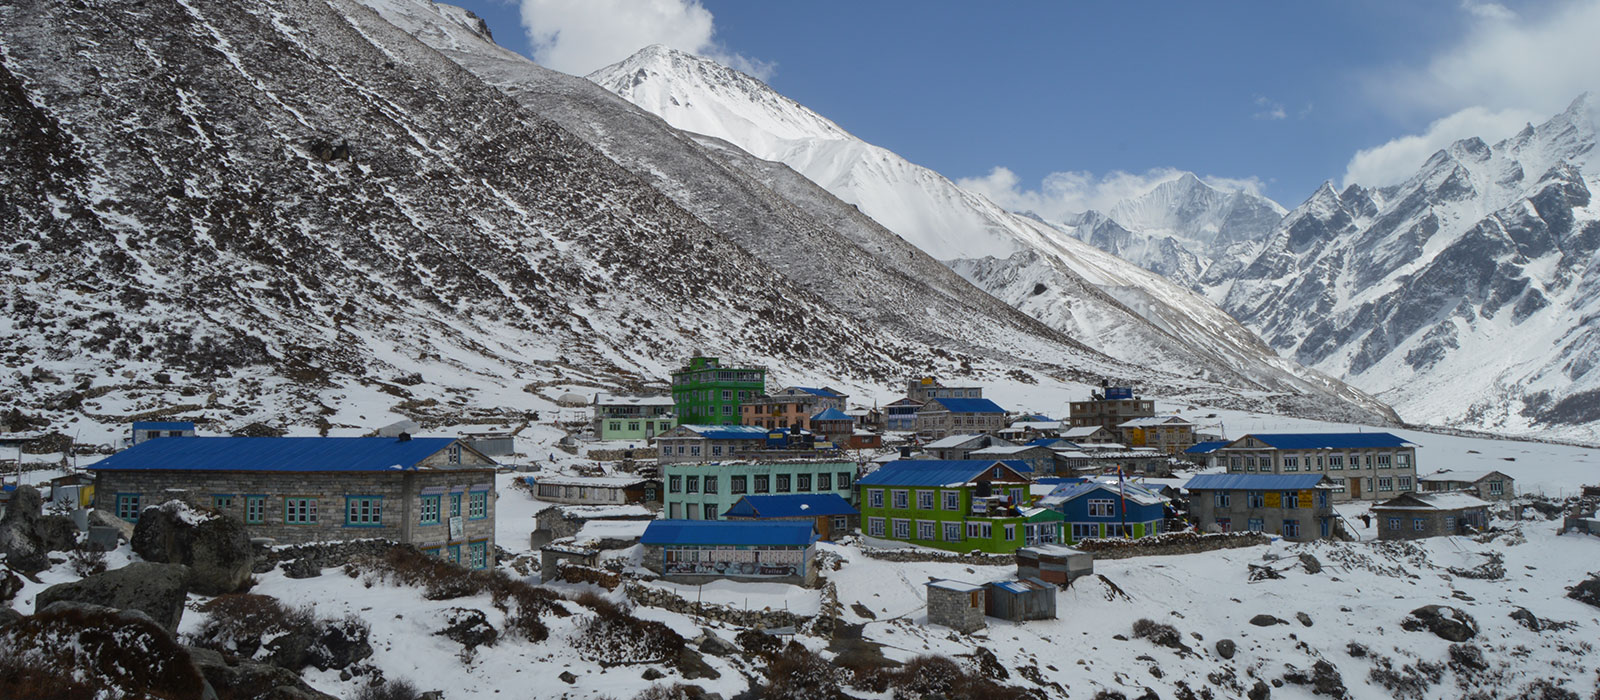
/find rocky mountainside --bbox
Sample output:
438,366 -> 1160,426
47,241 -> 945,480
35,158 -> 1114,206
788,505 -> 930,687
587,44 -> 1392,421
0,0 -> 1396,441
1211,95 -> 1600,440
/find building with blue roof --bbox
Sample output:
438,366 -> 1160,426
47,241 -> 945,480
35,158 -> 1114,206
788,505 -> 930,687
722,493 -> 859,540
916,397 -> 1008,440
89,436 -> 499,565
857,460 -> 1049,553
1183,473 -> 1340,542
655,424 -> 776,464
1213,433 -> 1418,502
640,519 -> 818,585
1038,479 -> 1169,543
130,421 -> 195,445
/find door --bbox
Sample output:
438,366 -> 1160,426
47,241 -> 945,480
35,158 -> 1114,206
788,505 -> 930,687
1350,479 -> 1362,499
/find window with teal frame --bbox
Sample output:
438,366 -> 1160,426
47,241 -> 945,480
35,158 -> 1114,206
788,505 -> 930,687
245,496 -> 265,524
115,493 -> 142,522
468,541 -> 488,570
213,494 -> 234,510
447,544 -> 461,563
468,491 -> 487,520
420,495 -> 441,525
284,497 -> 317,525
345,496 -> 383,527
449,493 -> 462,518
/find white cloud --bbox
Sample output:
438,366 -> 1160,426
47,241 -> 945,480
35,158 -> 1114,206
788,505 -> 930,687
1253,96 -> 1286,121
1342,106 -> 1538,187
957,167 -> 1268,221
1461,0 -> 1516,22
518,0 -> 772,78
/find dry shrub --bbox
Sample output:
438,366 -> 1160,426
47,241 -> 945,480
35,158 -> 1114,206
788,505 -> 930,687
758,642 -> 848,700
855,654 -> 1040,700
351,678 -> 420,700
1131,618 -> 1187,652
0,605 -> 208,699
192,593 -> 316,656
362,545 -> 564,641
631,684 -> 700,700
567,591 -> 685,666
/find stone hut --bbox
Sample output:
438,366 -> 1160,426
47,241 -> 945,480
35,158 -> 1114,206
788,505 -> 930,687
925,579 -> 986,633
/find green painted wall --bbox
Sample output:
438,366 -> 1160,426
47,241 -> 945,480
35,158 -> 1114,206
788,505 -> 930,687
596,416 -> 676,442
858,482 -> 1052,554
671,356 -> 765,426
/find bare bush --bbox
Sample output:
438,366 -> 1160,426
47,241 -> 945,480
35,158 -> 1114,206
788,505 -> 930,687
568,591 -> 684,665
351,678 -> 420,700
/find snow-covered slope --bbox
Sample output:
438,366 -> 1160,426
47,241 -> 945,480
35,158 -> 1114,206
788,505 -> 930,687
588,44 -> 1393,421
1215,95 -> 1600,441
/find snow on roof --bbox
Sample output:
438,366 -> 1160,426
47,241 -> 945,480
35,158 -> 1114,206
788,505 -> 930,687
926,579 -> 984,593
1184,474 -> 1331,491
1018,544 -> 1087,558
1419,470 -> 1502,483
1236,433 -> 1413,450
787,386 -> 843,397
529,474 -> 649,488
925,398 -> 1006,414
641,519 -> 816,546
1117,416 -> 1193,428
1374,492 -> 1493,511
922,433 -> 993,449
1038,481 -> 1167,508
1185,441 -> 1230,454
88,436 -> 475,473
593,393 -> 675,407
556,504 -> 655,519
573,519 -> 651,543
1060,427 -> 1109,438
857,460 -> 1031,487
969,445 -> 1042,456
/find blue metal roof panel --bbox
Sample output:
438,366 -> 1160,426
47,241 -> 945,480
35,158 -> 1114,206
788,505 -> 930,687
1184,474 -> 1331,491
810,408 -> 852,422
1185,441 -> 1230,454
641,520 -> 817,546
1245,433 -> 1412,450
927,398 -> 1006,414
858,460 -> 1029,487
131,421 -> 195,431
790,386 -> 842,397
723,494 -> 858,519
87,437 -> 466,472
679,425 -> 771,440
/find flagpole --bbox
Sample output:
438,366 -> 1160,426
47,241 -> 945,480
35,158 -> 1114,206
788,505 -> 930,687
1118,466 -> 1128,538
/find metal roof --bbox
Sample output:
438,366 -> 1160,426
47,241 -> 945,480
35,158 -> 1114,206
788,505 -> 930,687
1038,481 -> 1167,508
1237,433 -> 1413,450
858,460 -> 1032,487
640,520 -> 816,547
131,421 -> 194,431
809,408 -> 853,422
723,494 -> 858,519
923,433 -> 997,449
1185,441 -> 1230,454
1372,492 -> 1492,511
1183,474 -> 1332,491
926,579 -> 985,592
788,386 -> 843,397
87,436 -> 471,472
924,398 -> 1006,414
1419,470 -> 1502,483
1118,416 -> 1193,427
674,425 -> 771,440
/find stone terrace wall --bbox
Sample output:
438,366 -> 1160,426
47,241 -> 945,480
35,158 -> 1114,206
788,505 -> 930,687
1074,531 -> 1269,560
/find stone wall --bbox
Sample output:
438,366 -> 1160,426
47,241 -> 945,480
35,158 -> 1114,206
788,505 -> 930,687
623,581 -> 812,631
860,547 -> 1017,566
588,448 -> 659,462
1073,531 -> 1268,560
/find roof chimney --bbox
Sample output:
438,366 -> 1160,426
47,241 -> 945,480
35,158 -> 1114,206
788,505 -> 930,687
398,432 -> 411,442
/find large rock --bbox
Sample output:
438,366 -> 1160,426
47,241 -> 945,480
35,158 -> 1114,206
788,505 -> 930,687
35,561 -> 191,632
37,514 -> 80,552
0,485 -> 49,573
0,564 -> 23,605
133,501 -> 254,595
188,646 -> 337,700
1401,605 -> 1478,642
0,601 -> 216,700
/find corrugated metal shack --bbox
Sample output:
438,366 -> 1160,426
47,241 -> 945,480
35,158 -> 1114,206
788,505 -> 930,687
1016,544 -> 1094,585
984,577 -> 1057,622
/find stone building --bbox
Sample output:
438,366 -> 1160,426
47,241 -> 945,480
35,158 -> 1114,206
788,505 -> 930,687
915,397 -> 1007,440
1184,473 -> 1340,542
1212,433 -> 1419,502
90,436 -> 498,568
529,474 -> 656,506
925,579 -> 986,633
1068,384 -> 1154,431
640,519 -> 817,586
1372,492 -> 1491,540
1419,470 -> 1514,501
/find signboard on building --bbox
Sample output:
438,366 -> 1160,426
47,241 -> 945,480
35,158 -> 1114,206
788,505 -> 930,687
1297,490 -> 1314,508
449,516 -> 464,539
1264,492 -> 1282,508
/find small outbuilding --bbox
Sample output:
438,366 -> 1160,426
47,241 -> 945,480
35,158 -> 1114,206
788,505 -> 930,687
1015,544 -> 1094,586
925,579 -> 986,633
1419,470 -> 1514,501
984,577 -> 1057,622
1372,492 -> 1492,540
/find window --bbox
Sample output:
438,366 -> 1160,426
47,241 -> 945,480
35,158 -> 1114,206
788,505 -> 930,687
868,489 -> 884,508
245,496 -> 265,524
448,444 -> 462,466
731,476 -> 747,494
722,389 -> 731,400
628,422 -> 640,432
1214,492 -> 1231,508
1488,480 -> 1504,495
892,519 -> 910,539
1247,492 -> 1265,508
944,522 -> 963,541
1282,519 -> 1300,538
837,472 -> 852,489
711,445 -> 722,456
669,475 -> 682,493
1004,524 -> 1016,541
817,473 -> 832,491
468,541 -> 488,570
1244,456 -> 1256,472
1283,491 -> 1299,507
1378,454 -> 1392,468
285,497 -> 317,525
469,491 -> 488,519
917,520 -> 936,540
608,421 -> 622,432
1216,518 -> 1231,532
704,504 -> 718,520
1071,523 -> 1099,540
449,493 -> 462,518
1365,478 -> 1374,493
420,495 -> 440,524
917,490 -> 934,509
1444,516 -> 1457,530
1284,456 -> 1299,472
1247,518 -> 1264,532
115,494 -> 142,522
943,491 -> 960,510
345,496 -> 383,527
1010,488 -> 1025,504
755,475 -> 770,493
669,503 -> 681,518
1396,453 -> 1411,468
690,445 -> 701,456
965,522 -> 992,539
1397,476 -> 1412,492
1332,478 -> 1347,493
447,544 -> 461,563
776,474 -> 792,493
213,495 -> 234,510
1377,477 -> 1393,492
686,476 -> 699,493
1364,454 -> 1373,468
1315,455 -> 1324,470
892,490 -> 908,509
868,517 -> 885,536
1087,499 -> 1115,517
1317,490 -> 1329,508
1329,455 -> 1343,470
797,474 -> 811,492
1229,457 -> 1242,472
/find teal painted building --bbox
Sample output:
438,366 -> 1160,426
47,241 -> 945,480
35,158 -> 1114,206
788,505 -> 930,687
671,356 -> 765,426
661,461 -> 856,521
592,393 -> 676,442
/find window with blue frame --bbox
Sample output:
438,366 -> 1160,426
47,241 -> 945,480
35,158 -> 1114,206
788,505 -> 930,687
213,494 -> 234,510
468,541 -> 488,569
345,496 -> 383,527
284,497 -> 317,525
468,492 -> 487,520
449,493 -> 462,519
1247,491 -> 1265,508
420,495 -> 441,524
245,496 -> 265,524
1247,517 -> 1264,532
115,494 -> 142,522
447,544 -> 461,563
1316,490 -> 1329,508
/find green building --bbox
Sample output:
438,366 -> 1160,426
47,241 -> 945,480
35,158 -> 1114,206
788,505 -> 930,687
661,461 -> 856,521
592,393 -> 677,442
670,356 -> 765,426
857,460 -> 1056,554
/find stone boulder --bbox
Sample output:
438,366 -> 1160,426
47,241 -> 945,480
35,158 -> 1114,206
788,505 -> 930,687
437,608 -> 498,654
1215,639 -> 1236,660
37,514 -> 80,553
1,601 -> 215,700
0,485 -> 49,573
1401,605 -> 1478,642
35,561 -> 191,632
267,616 -> 374,672
0,564 -> 23,605
188,646 -> 337,699
1567,574 -> 1600,609
1249,614 -> 1286,627
133,501 -> 254,595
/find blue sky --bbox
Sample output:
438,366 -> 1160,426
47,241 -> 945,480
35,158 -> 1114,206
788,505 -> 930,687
452,0 -> 1599,212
